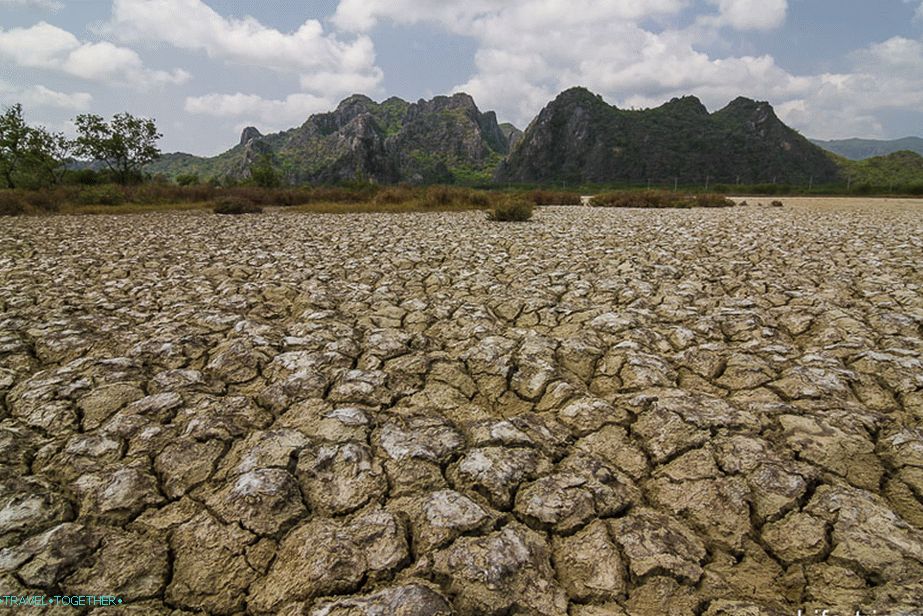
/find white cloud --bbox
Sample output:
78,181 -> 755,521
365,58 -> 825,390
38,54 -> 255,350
904,0 -> 923,23
328,0 -> 801,129
0,22 -> 189,86
107,0 -> 382,99
0,0 -> 63,10
0,81 -> 92,110
705,0 -> 788,31
330,0 -> 923,141
184,92 -> 332,130
332,0 -> 689,34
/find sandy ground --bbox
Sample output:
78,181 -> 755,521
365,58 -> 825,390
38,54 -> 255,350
1,200 -> 922,615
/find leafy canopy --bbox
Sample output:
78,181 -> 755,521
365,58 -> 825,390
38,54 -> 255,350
0,103 -> 71,188
74,112 -> 162,184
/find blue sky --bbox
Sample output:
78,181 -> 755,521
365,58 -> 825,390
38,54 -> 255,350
2,0 -> 922,155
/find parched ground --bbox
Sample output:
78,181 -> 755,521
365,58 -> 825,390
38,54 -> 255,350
1,198 -> 922,615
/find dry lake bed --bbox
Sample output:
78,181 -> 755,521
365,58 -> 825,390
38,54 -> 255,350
1,198 -> 922,615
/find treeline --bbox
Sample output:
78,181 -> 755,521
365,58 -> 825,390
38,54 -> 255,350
0,104 -> 160,189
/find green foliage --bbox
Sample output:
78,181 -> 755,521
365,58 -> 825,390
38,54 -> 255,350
73,112 -> 161,184
0,104 -> 32,189
213,196 -> 263,215
249,155 -> 281,188
76,185 -> 125,205
0,103 -> 71,189
70,168 -> 103,185
836,151 -> 923,186
176,173 -> 200,186
500,89 -> 841,186
488,197 -> 534,221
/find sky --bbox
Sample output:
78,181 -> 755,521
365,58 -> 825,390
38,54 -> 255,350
1,0 -> 922,156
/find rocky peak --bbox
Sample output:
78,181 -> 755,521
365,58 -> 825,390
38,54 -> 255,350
239,126 -> 262,147
658,96 -> 709,117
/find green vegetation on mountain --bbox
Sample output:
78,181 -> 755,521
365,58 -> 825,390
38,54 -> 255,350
145,88 -> 923,190
496,87 -> 841,185
835,150 -> 923,187
147,93 -> 511,185
813,137 -> 923,160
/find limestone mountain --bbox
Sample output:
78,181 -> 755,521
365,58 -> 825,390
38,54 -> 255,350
149,93 -> 512,184
496,87 -> 841,185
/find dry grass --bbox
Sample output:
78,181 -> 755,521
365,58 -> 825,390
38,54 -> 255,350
285,200 -> 487,214
57,202 -> 212,215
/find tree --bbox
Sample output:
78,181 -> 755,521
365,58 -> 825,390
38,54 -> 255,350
0,104 -> 71,188
73,112 -> 162,184
250,154 -> 280,188
0,104 -> 32,188
27,127 -> 71,187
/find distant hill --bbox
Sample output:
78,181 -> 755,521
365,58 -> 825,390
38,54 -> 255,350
496,87 -> 841,185
812,137 -> 923,160
834,150 -> 923,186
148,93 -> 512,184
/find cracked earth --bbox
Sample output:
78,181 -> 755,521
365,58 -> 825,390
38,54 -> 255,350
1,198 -> 922,615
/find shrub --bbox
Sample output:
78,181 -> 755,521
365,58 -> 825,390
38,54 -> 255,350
488,197 -> 534,222
591,190 -> 690,208
72,168 -> 102,185
176,173 -> 200,186
529,190 -> 582,206
422,185 -> 455,208
906,184 -> 923,196
373,186 -> 415,205
0,191 -> 25,216
692,194 -> 736,208
591,190 -> 735,208
213,196 -> 262,215
77,185 -> 125,205
465,191 -> 492,207
21,190 -> 60,212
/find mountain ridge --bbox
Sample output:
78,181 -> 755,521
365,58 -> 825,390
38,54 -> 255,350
495,87 -> 841,185
150,88 -> 921,187
812,137 -> 923,160
149,92 -> 512,184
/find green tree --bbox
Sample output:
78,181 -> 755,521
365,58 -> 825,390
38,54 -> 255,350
27,127 -> 71,187
250,154 -> 280,188
0,104 -> 32,188
73,112 -> 162,184
176,173 -> 199,186
0,104 -> 71,188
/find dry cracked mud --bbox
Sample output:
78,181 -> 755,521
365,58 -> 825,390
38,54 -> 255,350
1,197 -> 922,615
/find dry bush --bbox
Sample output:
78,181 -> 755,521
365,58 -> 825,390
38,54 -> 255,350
591,190 -> 685,208
529,190 -> 582,205
693,194 -> 736,208
21,189 -> 62,212
373,186 -> 417,205
591,190 -> 735,209
213,196 -> 263,215
0,191 -> 25,216
488,197 -> 534,221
